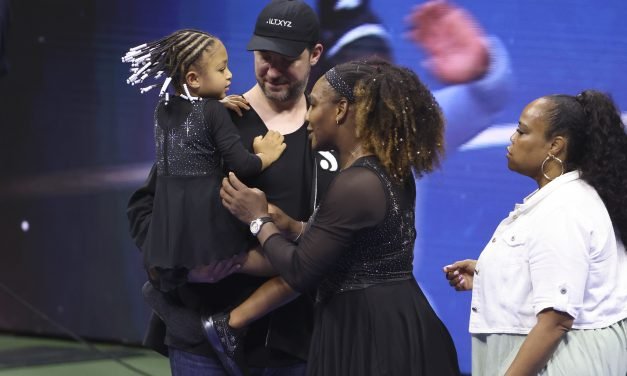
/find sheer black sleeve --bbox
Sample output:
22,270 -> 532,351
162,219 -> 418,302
126,164 -> 157,251
262,166 -> 387,292
205,100 -> 262,178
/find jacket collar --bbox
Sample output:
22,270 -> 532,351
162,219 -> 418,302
511,170 -> 581,217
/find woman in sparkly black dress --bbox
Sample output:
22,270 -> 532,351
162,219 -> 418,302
220,59 -> 461,375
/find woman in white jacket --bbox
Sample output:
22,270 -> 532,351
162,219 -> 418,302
445,90 -> 627,376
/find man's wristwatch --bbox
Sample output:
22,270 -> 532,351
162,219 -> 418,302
250,216 -> 273,236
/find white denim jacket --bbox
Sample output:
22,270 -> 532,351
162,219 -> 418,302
469,171 -> 627,334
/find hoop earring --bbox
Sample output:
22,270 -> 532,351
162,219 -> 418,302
541,152 -> 564,181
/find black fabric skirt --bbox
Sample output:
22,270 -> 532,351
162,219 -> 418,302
144,175 -> 250,291
307,278 -> 461,376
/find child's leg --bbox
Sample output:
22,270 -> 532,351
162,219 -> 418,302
237,247 -> 276,276
228,276 -> 299,329
201,260 -> 299,374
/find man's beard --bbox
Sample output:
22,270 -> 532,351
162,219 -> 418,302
258,75 -> 309,102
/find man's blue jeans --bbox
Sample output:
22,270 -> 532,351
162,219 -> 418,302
169,347 -> 307,376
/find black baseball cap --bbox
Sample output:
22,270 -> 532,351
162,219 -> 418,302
247,0 -> 320,58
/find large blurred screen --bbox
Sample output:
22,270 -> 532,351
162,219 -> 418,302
0,0 -> 625,372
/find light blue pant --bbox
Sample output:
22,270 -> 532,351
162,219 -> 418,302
472,318 -> 627,376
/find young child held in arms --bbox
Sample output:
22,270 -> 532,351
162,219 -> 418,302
122,29 -> 285,306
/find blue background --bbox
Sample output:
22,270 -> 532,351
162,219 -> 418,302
0,0 -> 625,373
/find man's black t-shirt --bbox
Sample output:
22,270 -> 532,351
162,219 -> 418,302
234,106 -> 337,218
235,108 -> 313,222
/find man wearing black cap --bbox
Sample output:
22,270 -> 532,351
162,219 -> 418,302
127,1 -> 331,375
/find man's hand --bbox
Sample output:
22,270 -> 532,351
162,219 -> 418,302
187,253 -> 247,283
220,95 -> 250,117
405,0 -> 490,84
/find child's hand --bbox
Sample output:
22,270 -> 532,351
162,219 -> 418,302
253,130 -> 286,169
443,259 -> 477,291
220,95 -> 250,117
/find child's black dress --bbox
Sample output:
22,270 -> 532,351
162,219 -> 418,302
145,96 -> 261,291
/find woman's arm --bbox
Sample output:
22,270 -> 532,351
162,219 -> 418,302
268,203 -> 305,242
236,204 -> 306,276
505,308 -> 574,376
221,168 -> 386,292
508,205 -> 589,374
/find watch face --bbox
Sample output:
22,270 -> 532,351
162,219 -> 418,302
250,217 -> 272,235
250,220 -> 261,234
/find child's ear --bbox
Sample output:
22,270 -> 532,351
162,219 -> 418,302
185,70 -> 201,89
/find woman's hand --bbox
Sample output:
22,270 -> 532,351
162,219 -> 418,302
220,172 -> 269,224
443,259 -> 477,291
219,95 -> 250,117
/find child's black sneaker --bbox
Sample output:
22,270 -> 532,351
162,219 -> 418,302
201,312 -> 247,376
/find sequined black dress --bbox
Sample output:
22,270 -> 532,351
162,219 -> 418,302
262,156 -> 460,375
145,96 -> 261,291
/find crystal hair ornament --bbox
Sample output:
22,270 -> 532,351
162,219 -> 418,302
325,67 -> 355,102
140,84 -> 158,94
129,43 -> 147,52
122,36 -> 178,93
122,30 -> 216,103
159,77 -> 172,97
182,84 -> 197,103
